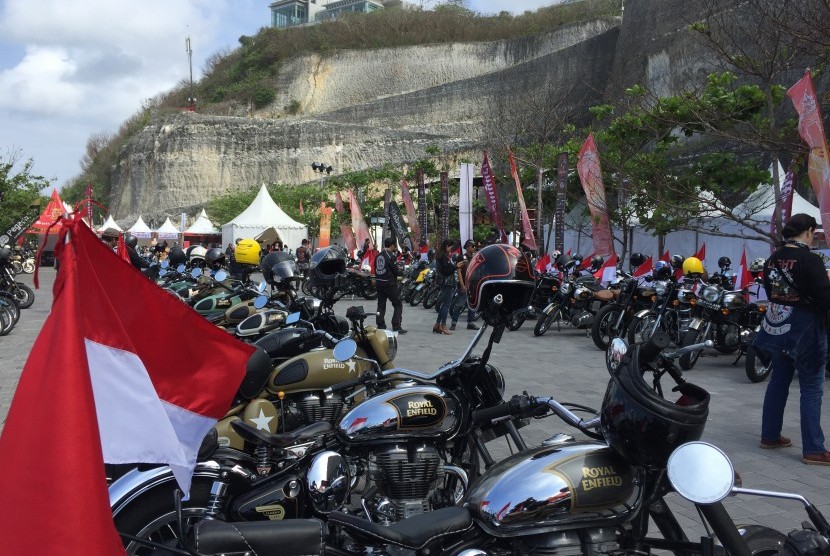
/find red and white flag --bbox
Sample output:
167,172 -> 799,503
694,243 -> 706,262
734,246 -> 753,290
0,215 -> 253,555
633,256 -> 653,278
535,253 -> 551,273
116,233 -> 130,263
578,252 -> 595,271
593,253 -> 618,284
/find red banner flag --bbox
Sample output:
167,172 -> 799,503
350,189 -> 373,251
116,233 -> 130,263
593,253 -> 618,284
694,242 -> 706,262
507,146 -> 537,251
772,166 -> 796,243
333,192 -> 356,255
633,256 -> 653,278
335,191 -> 345,213
535,253 -> 551,273
319,203 -> 333,248
577,133 -> 614,257
481,152 -> 508,243
735,246 -> 753,290
788,70 -> 830,247
660,250 -> 670,263
400,179 -> 421,242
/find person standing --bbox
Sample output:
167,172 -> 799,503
375,237 -> 406,334
754,213 -> 830,465
433,239 -> 456,335
450,239 -> 479,331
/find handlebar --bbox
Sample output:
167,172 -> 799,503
472,393 -> 600,433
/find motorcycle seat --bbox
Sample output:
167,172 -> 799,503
327,506 -> 473,550
203,312 -> 225,324
195,518 -> 323,556
594,289 -> 615,302
230,419 -> 333,448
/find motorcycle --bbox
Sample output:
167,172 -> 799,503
626,277 -> 696,346
0,246 -> 34,308
410,267 -> 437,306
401,260 -> 429,303
345,265 -> 379,300
507,269 -> 561,331
590,271 -> 657,350
533,272 -> 611,336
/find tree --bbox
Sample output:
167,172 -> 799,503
0,150 -> 50,236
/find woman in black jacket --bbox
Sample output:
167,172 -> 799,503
433,239 -> 456,335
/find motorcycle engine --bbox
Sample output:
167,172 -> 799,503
297,392 -> 345,424
367,444 -> 444,522
513,528 -> 620,555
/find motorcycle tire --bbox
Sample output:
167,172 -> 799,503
10,282 -> 34,309
410,286 -> 428,306
423,286 -> 441,309
626,311 -> 660,345
679,327 -> 708,370
745,345 -> 773,383
534,305 -> 561,337
507,313 -> 526,331
591,303 -> 624,351
11,261 -> 22,275
21,259 -> 35,274
362,282 -> 378,301
400,283 -> 414,302
0,305 -> 12,336
714,524 -> 786,556
0,293 -> 20,326
301,279 -> 312,296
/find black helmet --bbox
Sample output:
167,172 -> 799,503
125,235 -> 138,249
590,255 -> 605,272
629,252 -> 646,269
653,260 -> 672,280
717,256 -> 731,270
465,244 -> 534,326
670,255 -> 684,270
309,245 -> 348,289
555,253 -> 573,271
600,336 -> 710,468
168,246 -> 187,267
205,247 -> 226,270
0,247 -> 10,261
261,251 -> 296,285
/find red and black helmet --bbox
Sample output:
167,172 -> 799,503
465,244 -> 535,326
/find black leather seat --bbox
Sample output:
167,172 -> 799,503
327,506 -> 473,550
195,518 -> 323,556
230,419 -> 333,448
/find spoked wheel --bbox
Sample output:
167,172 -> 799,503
21,259 -> 35,274
591,303 -> 624,351
423,286 -> 441,309
679,327 -> 708,370
745,345 -> 773,383
301,279 -> 311,296
0,305 -> 12,336
627,312 -> 659,345
0,293 -> 20,326
9,282 -> 34,309
362,282 -> 378,300
533,305 -> 561,337
410,285 -> 428,306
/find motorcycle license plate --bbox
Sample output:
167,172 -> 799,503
416,284 -> 424,290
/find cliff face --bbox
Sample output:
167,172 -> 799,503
108,0 -> 734,221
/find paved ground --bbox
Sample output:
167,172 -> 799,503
1,268 -> 828,539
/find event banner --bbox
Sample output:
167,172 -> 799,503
507,146 -> 537,251
400,179 -> 421,242
459,163 -> 474,247
440,171 -> 449,241
388,201 -> 414,253
771,164 -> 796,243
349,189 -> 374,250
417,169 -> 428,245
788,70 -> 830,247
555,152 -> 568,253
382,189 -> 392,242
0,205 -> 40,247
481,152 -> 507,243
576,133 -> 614,257
319,203 -> 333,248
335,191 -> 356,255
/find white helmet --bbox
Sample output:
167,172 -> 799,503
188,245 -> 207,263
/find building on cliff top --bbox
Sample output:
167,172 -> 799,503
270,0 -> 404,29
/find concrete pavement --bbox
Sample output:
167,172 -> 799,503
1,267 -> 827,538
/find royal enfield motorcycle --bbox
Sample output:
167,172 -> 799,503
626,277 -> 696,346
590,271 -> 656,350
0,246 -> 34,308
507,269 -> 561,331
533,273 -> 612,336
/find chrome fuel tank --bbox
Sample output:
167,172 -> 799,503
337,385 -> 459,443
464,442 -> 642,537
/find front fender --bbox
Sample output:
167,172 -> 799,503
686,317 -> 705,331
632,308 -> 653,320
109,461 -> 220,516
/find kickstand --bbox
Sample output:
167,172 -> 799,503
732,349 -> 745,366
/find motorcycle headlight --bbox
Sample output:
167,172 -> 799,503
560,282 -> 572,294
575,286 -> 591,299
384,329 -> 398,361
654,281 -> 667,296
679,288 -> 695,302
702,286 -> 721,304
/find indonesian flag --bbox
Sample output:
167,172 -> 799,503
535,253 -> 551,273
578,252 -> 595,271
659,249 -> 670,263
633,256 -> 653,278
694,243 -> 706,262
734,246 -> 753,290
0,215 -> 253,555
593,253 -> 618,284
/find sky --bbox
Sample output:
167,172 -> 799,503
0,0 -> 560,191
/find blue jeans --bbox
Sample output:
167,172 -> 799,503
436,284 -> 454,326
755,306 -> 827,455
450,287 -> 473,324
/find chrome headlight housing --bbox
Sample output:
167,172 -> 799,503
678,288 -> 696,303
575,286 -> 591,300
702,286 -> 721,304
654,281 -> 668,296
560,282 -> 572,295
384,329 -> 398,361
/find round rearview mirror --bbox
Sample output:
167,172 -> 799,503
214,270 -> 228,281
667,442 -> 735,504
191,268 -> 202,278
286,312 -> 300,324
176,264 -> 186,273
606,337 -> 628,374
161,260 -> 169,269
258,281 -> 266,293
332,339 -> 358,363
159,269 -> 168,277
253,295 -> 268,310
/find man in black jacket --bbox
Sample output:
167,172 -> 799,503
375,237 -> 406,334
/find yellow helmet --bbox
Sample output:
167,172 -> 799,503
682,256 -> 704,276
235,238 -> 261,265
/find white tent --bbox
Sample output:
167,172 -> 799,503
156,217 -> 180,240
98,215 -> 123,235
185,209 -> 220,236
221,185 -> 307,249
127,216 -> 153,239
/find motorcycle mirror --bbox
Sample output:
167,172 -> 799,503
253,295 -> 268,310
258,281 -> 267,293
607,337 -> 628,374
191,268 -> 202,278
667,442 -> 735,504
159,269 -> 168,277
215,270 -> 228,281
176,264 -> 186,273
333,339 -> 358,362
161,260 -> 169,269
286,312 -> 300,324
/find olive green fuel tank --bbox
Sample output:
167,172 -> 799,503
266,348 -> 373,394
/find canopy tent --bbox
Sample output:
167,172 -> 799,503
27,190 -> 65,235
127,216 -> 154,239
156,217 -> 180,240
221,185 -> 307,250
184,209 -> 220,237
98,215 -> 123,235
255,227 -> 285,246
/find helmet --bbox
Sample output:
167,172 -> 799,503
682,256 -> 704,276
600,335 -> 710,468
717,256 -> 731,270
749,257 -> 766,274
125,235 -> 138,249
0,247 -> 10,261
555,253 -> 573,271
309,245 -> 349,289
590,255 -> 605,271
465,244 -> 535,326
168,246 -> 187,267
261,251 -> 296,285
188,245 -> 207,264
629,252 -> 646,269
235,238 -> 261,266
205,247 -> 226,270
670,255 -> 684,269
653,260 -> 672,280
